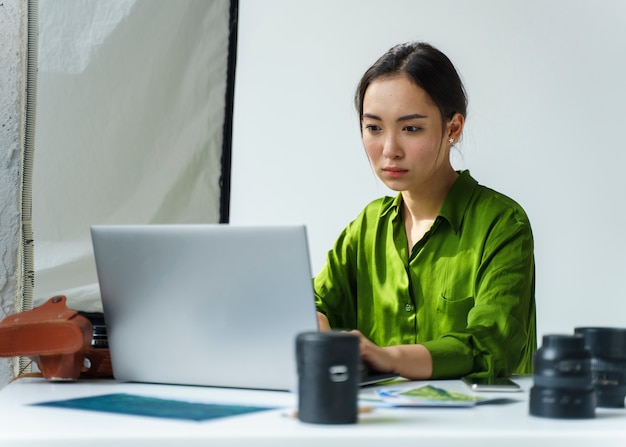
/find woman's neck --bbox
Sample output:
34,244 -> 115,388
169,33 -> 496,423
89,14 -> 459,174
401,168 -> 459,221
401,168 -> 458,250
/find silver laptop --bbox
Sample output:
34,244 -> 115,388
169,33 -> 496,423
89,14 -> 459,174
91,224 -> 319,391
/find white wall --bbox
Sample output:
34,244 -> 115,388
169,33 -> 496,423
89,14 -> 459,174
0,0 -> 27,386
231,0 -> 626,340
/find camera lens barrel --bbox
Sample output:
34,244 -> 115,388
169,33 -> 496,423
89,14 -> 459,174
529,334 -> 596,419
296,331 -> 360,424
574,327 -> 626,408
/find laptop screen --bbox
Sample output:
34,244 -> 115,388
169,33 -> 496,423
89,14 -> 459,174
91,224 -> 319,391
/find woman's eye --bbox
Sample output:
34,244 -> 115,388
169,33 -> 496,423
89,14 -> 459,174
365,124 -> 382,133
404,125 -> 422,132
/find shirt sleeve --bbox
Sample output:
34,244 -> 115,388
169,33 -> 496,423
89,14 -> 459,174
314,221 -> 359,331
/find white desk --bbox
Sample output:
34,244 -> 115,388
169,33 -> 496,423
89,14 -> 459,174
0,376 -> 624,447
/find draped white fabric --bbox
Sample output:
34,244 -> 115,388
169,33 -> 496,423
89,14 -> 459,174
33,0 -> 229,311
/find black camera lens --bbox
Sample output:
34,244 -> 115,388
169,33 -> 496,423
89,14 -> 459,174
574,327 -> 626,408
529,334 -> 596,419
296,332 -> 359,424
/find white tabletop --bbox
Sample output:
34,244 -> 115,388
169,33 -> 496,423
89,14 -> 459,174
0,376 -> 624,447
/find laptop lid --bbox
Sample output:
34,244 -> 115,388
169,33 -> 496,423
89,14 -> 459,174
91,224 -> 318,391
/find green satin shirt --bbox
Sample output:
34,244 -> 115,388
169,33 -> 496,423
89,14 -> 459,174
314,170 -> 536,378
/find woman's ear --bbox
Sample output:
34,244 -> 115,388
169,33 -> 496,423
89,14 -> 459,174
447,113 -> 465,144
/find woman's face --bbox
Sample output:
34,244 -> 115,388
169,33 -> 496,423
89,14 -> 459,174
361,74 -> 458,193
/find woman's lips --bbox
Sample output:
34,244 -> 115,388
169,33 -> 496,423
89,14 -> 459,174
382,166 -> 408,178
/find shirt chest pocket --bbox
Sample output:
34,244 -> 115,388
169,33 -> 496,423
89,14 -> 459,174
434,253 -> 476,331
436,294 -> 475,331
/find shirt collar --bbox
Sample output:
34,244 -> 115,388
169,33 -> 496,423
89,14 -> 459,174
438,170 -> 478,234
381,193 -> 403,219
382,170 -> 478,234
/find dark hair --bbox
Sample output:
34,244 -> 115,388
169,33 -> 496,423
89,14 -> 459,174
355,42 -> 467,131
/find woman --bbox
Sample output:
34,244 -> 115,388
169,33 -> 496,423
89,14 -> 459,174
314,42 -> 536,379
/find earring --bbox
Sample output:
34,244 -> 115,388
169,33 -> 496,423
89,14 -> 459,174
448,138 -> 454,144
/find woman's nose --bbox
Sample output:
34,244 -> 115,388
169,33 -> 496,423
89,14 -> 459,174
382,134 -> 402,159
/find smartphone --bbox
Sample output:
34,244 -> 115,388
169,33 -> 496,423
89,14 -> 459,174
461,376 -> 522,392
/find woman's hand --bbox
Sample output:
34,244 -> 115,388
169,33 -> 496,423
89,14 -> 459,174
349,330 -> 395,373
350,329 -> 434,380
316,312 -> 331,331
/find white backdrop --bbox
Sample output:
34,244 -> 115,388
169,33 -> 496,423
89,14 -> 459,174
33,0 -> 230,311
230,0 -> 626,340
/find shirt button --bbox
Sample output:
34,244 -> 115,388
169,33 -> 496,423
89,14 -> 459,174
405,304 -> 413,312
